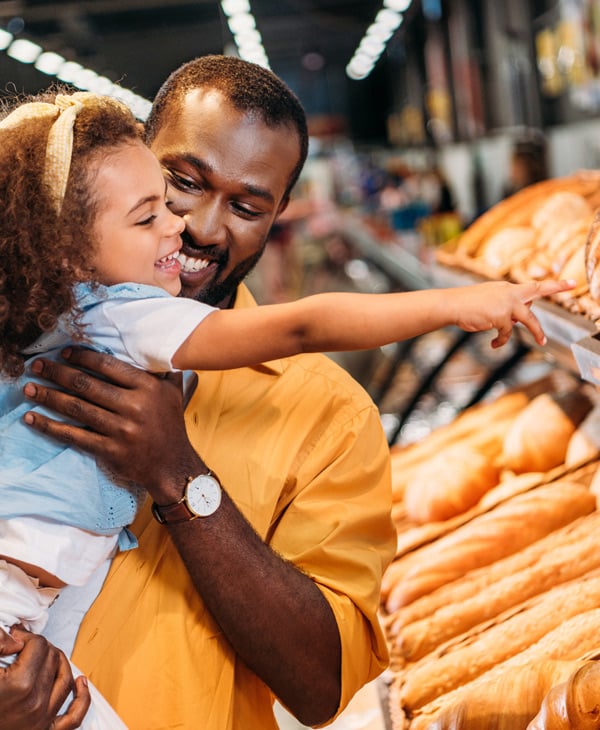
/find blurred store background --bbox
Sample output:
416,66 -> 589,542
1,0 -> 599,449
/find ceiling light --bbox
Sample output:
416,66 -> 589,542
227,13 -> 256,34
367,23 -> 394,42
86,75 -> 114,95
234,27 -> 261,44
347,0 -> 407,80
346,60 -> 373,80
71,68 -> 99,90
220,0 -> 269,68
240,47 -> 269,66
35,51 -> 66,75
2,27 -> 151,121
375,8 -> 403,31
6,38 -> 42,63
383,0 -> 411,11
221,0 -> 250,15
301,51 -> 325,72
0,29 -> 13,50
359,36 -> 386,57
56,60 -> 83,83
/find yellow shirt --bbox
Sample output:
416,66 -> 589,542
72,284 -> 396,730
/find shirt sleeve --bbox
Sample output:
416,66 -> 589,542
269,400 -> 396,722
101,296 -> 217,372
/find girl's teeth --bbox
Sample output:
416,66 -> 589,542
158,253 -> 177,263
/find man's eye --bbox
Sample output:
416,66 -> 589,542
169,171 -> 200,191
233,203 -> 261,218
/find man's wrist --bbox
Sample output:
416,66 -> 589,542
151,468 -> 222,525
149,453 -> 208,503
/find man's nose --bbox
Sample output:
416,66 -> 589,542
183,201 -> 227,246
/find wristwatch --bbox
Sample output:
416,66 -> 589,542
151,472 -> 222,525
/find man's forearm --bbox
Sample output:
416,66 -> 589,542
165,488 -> 341,727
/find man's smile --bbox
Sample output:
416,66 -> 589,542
177,252 -> 211,273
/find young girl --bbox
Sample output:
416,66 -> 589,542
0,90 -> 571,726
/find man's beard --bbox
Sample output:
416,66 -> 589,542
187,243 -> 266,308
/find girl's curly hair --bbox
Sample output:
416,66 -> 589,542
0,88 -> 143,377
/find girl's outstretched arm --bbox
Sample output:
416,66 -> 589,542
171,279 -> 575,371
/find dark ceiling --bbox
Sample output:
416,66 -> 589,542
0,0 -> 418,137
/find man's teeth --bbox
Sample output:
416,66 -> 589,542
177,253 -> 210,273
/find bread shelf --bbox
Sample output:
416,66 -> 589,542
340,212 -> 600,385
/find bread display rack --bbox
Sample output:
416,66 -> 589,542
342,173 -> 600,728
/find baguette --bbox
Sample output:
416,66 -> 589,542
409,609 -> 600,728
397,571 -> 600,711
501,391 -> 594,474
528,660 -> 600,730
389,389 -> 531,502
384,482 -> 595,611
585,208 -> 600,301
402,420 -> 515,523
393,527 -> 600,662
566,407 -> 600,466
384,510 -> 600,632
409,660 -> 589,730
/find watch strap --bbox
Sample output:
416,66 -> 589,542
151,475 -> 205,525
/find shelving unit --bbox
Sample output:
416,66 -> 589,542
339,213 -> 600,446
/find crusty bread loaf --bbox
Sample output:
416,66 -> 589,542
384,510 -> 600,632
585,208 -> 600,301
554,244 -> 589,300
528,660 -> 600,730
388,389 -> 532,503
531,191 -> 592,237
566,407 -> 600,466
408,609 -> 600,729
397,571 -> 600,711
479,227 -> 537,276
383,482 -> 595,611
403,443 -> 501,523
402,419 -> 517,523
393,526 -> 600,662
501,391 -> 594,473
453,174 -> 600,257
406,660 -> 589,730
515,215 -> 593,283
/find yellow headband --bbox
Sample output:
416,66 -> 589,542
0,92 -> 100,212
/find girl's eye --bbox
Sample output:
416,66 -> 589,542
136,215 -> 157,226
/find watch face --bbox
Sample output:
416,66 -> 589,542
186,474 -> 222,517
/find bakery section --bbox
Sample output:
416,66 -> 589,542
364,169 -> 600,728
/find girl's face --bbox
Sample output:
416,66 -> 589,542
90,140 -> 185,296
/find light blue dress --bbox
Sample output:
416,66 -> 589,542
0,281 -> 215,549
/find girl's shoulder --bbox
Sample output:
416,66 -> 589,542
74,282 -> 172,309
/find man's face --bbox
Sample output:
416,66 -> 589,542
149,88 -> 301,308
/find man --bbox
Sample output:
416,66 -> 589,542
8,55 -> 396,729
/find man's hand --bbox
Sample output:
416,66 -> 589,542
23,348 -> 203,501
0,626 -> 90,730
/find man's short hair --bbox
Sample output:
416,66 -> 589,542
145,55 -> 309,196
